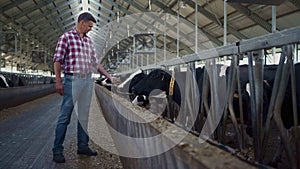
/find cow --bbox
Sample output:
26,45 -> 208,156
130,63 -> 299,129
127,65 -> 256,130
3,74 -> 24,87
129,63 -> 299,129
264,63 -> 300,129
264,62 -> 300,168
130,67 -> 206,122
117,69 -> 148,105
228,64 -> 277,137
131,69 -> 181,106
131,95 -> 149,107
235,64 -> 300,135
120,62 -> 299,168
228,63 -> 300,168
0,74 -> 11,88
95,77 -> 112,90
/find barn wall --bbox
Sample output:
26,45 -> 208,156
94,85 -> 258,169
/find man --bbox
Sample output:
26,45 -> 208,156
52,12 -> 113,163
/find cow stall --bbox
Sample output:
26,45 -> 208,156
94,84 -> 258,169
0,84 -> 55,110
0,72 -> 55,87
98,26 -> 300,169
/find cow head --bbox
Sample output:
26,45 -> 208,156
131,69 -> 182,107
116,69 -> 146,102
128,71 -> 146,101
0,74 -> 10,88
131,69 -> 171,96
95,77 -> 112,90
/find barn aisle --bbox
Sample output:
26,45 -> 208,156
0,92 -> 123,169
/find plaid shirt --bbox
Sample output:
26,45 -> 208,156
53,28 -> 99,73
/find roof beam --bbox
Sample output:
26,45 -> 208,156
228,3 -> 278,32
91,0 -> 116,16
150,0 -> 223,46
103,0 -> 133,15
34,8 -> 81,45
288,0 -> 300,9
23,1 -> 79,32
107,0 -> 197,53
27,1 -> 75,32
88,6 -> 113,25
40,14 -> 79,45
95,0 -> 139,53
0,0 -> 27,11
184,0 -> 248,40
12,0 -> 56,20
123,1 -> 199,54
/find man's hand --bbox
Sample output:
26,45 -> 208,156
56,80 -> 64,96
54,62 -> 64,95
110,77 -> 121,84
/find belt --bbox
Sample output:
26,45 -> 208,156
64,72 -> 92,78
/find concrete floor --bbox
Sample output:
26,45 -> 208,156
0,93 -> 123,169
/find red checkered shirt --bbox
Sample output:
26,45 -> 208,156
53,28 -> 99,73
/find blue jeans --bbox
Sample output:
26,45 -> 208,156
52,74 -> 93,154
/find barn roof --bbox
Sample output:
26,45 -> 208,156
0,0 -> 299,73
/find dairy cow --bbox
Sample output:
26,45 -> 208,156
228,65 -> 277,136
124,62 -> 300,169
0,74 -> 10,88
131,67 -> 205,122
95,77 -> 112,90
264,63 -> 300,129
130,63 -> 300,133
233,64 -> 300,134
262,63 -> 300,168
117,69 -> 147,105
131,69 -> 180,122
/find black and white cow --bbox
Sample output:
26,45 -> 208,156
117,69 -> 148,105
261,63 -> 300,168
233,64 -> 300,135
95,77 -> 112,90
130,67 -> 206,122
130,69 -> 175,121
224,62 -> 300,168
128,66 -> 243,127
120,62 -> 299,168
131,69 -> 182,107
131,95 -> 149,107
130,63 -> 300,132
0,74 -> 10,88
228,64 -> 277,136
264,63 -> 300,129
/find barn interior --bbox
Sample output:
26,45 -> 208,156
0,0 -> 299,75
0,0 -> 300,169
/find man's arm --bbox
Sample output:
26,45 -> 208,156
54,61 -> 64,95
97,64 -> 113,82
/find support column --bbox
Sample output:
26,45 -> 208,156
223,0 -> 227,46
0,19 -> 2,71
272,6 -> 276,63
